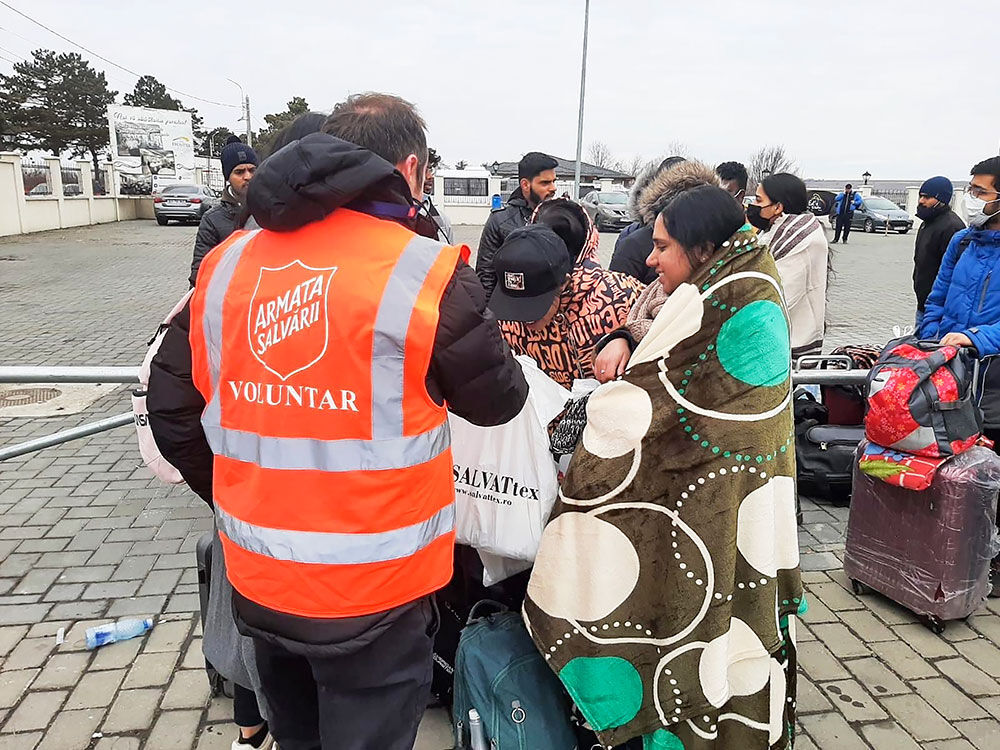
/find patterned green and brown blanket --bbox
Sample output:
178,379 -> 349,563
524,227 -> 804,749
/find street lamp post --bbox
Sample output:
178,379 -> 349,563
227,78 -> 251,146
573,0 -> 591,200
862,170 -> 871,186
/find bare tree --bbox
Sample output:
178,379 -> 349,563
747,145 -> 798,189
587,140 -> 617,170
616,154 -> 645,177
454,160 -> 468,170
665,140 -> 691,158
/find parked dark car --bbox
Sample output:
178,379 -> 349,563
830,195 -> 914,234
153,185 -> 219,225
581,191 -> 631,231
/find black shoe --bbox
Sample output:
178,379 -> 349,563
990,562 -> 1000,598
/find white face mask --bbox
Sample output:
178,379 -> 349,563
965,191 -> 1000,228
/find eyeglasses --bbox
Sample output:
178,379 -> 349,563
967,184 -> 1000,199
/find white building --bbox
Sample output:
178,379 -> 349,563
430,157 -> 635,225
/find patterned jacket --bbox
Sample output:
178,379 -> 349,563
499,264 -> 645,388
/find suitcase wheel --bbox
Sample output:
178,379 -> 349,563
920,614 -> 946,635
850,579 -> 869,596
208,671 -> 225,698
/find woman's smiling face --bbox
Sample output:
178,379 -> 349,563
647,214 -> 694,294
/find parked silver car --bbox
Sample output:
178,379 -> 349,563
581,191 -> 632,231
153,185 -> 219,225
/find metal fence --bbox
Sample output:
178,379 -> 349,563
21,160 -> 52,197
0,367 -> 137,462
0,365 -> 867,462
61,166 -> 83,197
872,188 -> 908,209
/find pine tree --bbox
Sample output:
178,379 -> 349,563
0,49 -> 118,175
255,97 -> 310,155
204,126 -> 237,157
123,74 -> 182,109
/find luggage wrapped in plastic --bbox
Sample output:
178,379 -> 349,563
844,441 -> 1000,626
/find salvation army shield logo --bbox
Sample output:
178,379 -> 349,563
247,260 -> 338,381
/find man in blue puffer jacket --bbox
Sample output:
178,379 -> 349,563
920,155 -> 1000,597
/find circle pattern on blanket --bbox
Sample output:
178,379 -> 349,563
528,513 -> 640,622
698,617 -> 770,708
560,656 -> 644,731
582,380 -> 653,458
768,658 -> 786,745
735,475 -> 799,577
715,300 -> 790,387
644,728 -> 685,749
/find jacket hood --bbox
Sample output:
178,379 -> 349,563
247,133 -> 413,232
627,159 -> 665,220
507,186 -> 528,206
219,185 -> 241,206
966,226 -> 1000,245
636,160 -> 720,225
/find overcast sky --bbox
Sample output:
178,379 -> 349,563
1,0 -> 995,181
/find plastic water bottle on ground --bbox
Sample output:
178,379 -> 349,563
468,708 -> 488,750
85,618 -> 154,649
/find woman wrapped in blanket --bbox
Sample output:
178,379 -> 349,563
525,185 -> 804,750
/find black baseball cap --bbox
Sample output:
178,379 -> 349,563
488,225 -> 572,323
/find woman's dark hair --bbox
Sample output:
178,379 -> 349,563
760,173 -> 808,215
659,184 -> 746,263
532,199 -> 589,261
264,112 -> 328,158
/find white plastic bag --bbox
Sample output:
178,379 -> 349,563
478,550 -> 533,587
450,356 -> 570,562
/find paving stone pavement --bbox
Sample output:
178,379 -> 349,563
0,220 -> 997,749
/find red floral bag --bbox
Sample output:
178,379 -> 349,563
865,337 -> 982,458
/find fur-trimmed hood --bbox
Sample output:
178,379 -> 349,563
634,160 -> 720,225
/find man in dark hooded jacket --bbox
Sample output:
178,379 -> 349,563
475,152 -> 558,296
147,93 -> 527,749
189,136 -> 258,286
610,156 -> 687,284
912,175 -> 964,326
610,158 -> 718,285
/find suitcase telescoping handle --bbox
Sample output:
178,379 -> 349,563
795,354 -> 854,371
466,599 -> 509,625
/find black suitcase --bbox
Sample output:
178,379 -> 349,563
196,532 -> 234,698
796,423 -> 865,504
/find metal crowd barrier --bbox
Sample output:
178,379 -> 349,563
0,364 -> 869,462
0,366 -> 138,462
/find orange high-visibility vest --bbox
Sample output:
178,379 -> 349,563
189,209 -> 467,618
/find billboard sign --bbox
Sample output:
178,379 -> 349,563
107,105 -> 195,195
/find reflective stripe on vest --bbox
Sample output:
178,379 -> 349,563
215,501 -> 455,565
203,420 -> 450,472
200,232 -> 451,472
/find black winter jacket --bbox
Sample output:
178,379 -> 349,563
189,188 -> 240,287
147,133 -> 528,641
913,206 -> 966,312
610,224 -> 657,285
475,188 -> 533,296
